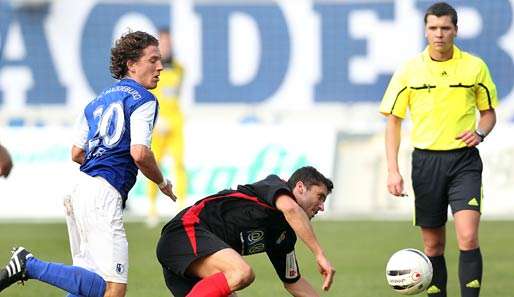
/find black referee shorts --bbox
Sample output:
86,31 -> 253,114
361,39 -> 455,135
411,147 -> 483,228
156,218 -> 230,296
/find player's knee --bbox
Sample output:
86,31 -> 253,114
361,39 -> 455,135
239,264 -> 255,287
226,263 -> 255,290
424,241 -> 445,256
103,282 -> 126,297
457,231 -> 478,249
103,290 -> 125,297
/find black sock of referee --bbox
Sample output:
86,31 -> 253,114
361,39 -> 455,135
459,248 -> 482,297
427,255 -> 447,297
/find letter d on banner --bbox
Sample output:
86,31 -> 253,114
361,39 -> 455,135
195,4 -> 290,103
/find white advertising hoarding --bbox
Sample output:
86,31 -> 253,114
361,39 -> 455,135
331,126 -> 514,220
0,122 -> 336,219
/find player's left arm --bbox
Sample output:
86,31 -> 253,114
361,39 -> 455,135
457,60 -> 498,147
130,144 -> 174,198
477,108 -> 496,137
275,195 -> 335,291
131,101 -> 177,201
283,277 -> 320,297
456,109 -> 496,147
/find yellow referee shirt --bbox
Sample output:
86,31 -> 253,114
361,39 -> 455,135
380,46 -> 498,150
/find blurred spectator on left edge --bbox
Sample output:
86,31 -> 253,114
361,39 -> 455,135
0,143 -> 13,178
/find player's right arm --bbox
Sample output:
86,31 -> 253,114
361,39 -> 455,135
275,195 -> 335,291
71,146 -> 85,165
130,101 -> 177,201
380,63 -> 409,197
385,115 -> 404,197
284,277 -> 320,297
71,111 -> 88,165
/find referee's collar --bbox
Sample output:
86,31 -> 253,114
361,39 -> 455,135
422,45 -> 462,62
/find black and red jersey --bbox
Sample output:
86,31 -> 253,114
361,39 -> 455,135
160,174 -> 301,283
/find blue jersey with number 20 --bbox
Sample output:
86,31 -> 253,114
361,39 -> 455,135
80,78 -> 157,201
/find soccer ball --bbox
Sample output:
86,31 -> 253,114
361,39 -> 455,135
385,248 -> 433,295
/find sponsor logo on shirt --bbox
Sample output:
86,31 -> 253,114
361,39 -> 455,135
276,231 -> 286,245
248,243 -> 265,254
116,263 -> 125,274
240,230 -> 266,255
247,230 -> 264,243
285,250 -> 298,279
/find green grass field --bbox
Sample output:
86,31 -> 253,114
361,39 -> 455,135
1,220 -> 513,297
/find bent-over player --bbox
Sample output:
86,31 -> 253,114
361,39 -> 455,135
156,166 -> 336,297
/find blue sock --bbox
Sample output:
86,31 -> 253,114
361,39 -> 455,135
25,257 -> 106,297
66,295 -> 80,297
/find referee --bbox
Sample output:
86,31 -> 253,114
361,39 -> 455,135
380,2 -> 497,297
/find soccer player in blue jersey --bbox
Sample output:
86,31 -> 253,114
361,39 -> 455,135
0,31 -> 176,297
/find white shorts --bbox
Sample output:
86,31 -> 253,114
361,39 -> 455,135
64,172 -> 128,283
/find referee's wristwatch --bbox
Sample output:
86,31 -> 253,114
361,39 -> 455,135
475,128 -> 486,142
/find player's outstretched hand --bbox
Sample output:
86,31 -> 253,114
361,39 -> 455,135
316,253 -> 335,291
159,179 -> 177,202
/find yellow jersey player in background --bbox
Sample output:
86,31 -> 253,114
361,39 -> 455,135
148,28 -> 187,227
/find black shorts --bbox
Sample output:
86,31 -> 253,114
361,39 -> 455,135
156,218 -> 230,297
411,147 -> 483,227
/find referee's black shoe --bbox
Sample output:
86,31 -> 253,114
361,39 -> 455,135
0,247 -> 33,292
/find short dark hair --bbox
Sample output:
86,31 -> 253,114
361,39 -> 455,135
287,166 -> 333,194
424,2 -> 458,27
110,31 -> 159,79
